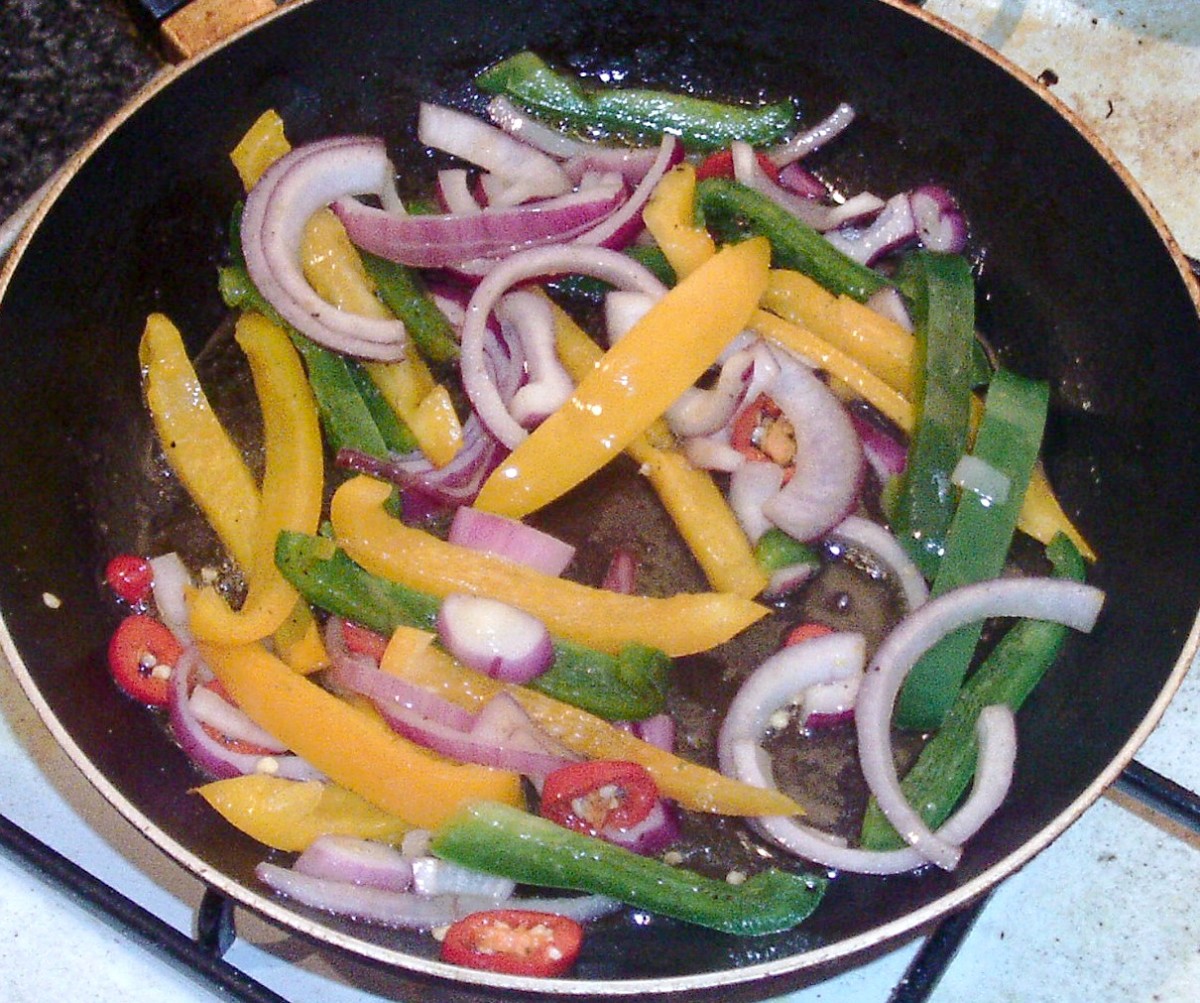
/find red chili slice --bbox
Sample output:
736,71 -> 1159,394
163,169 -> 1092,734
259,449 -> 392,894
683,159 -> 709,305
104,554 -> 154,606
440,909 -> 584,978
107,614 -> 183,707
339,619 -> 390,662
730,393 -> 797,480
694,147 -> 781,184
539,759 -> 660,839
784,622 -> 834,646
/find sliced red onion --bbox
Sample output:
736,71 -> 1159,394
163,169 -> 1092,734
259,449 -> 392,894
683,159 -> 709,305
448,506 -> 576,577
574,132 -> 683,250
724,701 -> 1015,874
468,691 -> 581,769
410,856 -> 516,901
437,593 -> 555,683
763,560 -> 820,600
666,349 -> 756,439
333,176 -> 626,269
459,244 -> 667,448
256,862 -> 505,930
600,546 -> 638,595
682,433 -> 745,473
436,168 -> 482,215
495,290 -> 575,428
759,348 -> 864,542
800,672 -> 861,729
824,192 -> 919,266
512,893 -> 623,923
910,184 -> 968,253
850,411 -> 908,485
776,162 -> 829,200
768,101 -> 858,167
294,835 -> 415,892
563,145 -> 668,186
951,454 -> 1012,507
864,285 -> 914,332
189,684 -> 288,752
627,712 -> 675,752
240,136 -> 408,360
855,577 -> 1105,870
168,647 -> 321,781
826,515 -> 929,612
729,460 -> 786,544
486,95 -> 588,159
149,551 -> 193,644
599,797 -> 681,856
418,102 -> 571,205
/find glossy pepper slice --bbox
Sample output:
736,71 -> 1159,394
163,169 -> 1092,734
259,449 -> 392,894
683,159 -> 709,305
540,760 -> 660,839
275,530 -> 670,721
440,909 -> 583,978
895,367 -> 1050,729
475,51 -> 795,150
475,237 -> 771,518
861,533 -> 1086,849
107,614 -> 183,707
432,800 -> 826,936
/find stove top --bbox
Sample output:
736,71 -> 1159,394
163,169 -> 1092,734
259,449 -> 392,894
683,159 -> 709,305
1,2 -> 1198,1001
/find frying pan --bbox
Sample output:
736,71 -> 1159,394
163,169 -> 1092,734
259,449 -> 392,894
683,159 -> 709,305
1,0 -> 1198,998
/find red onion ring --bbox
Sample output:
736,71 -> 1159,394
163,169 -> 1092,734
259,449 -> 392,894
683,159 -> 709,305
574,132 -> 682,250
826,514 -> 929,612
768,101 -> 858,167
448,506 -> 576,577
495,290 -> 575,428
666,348 -> 756,438
294,835 -> 415,892
437,593 -> 555,684
486,96 -> 588,160
855,577 -> 1105,869
240,136 -> 408,360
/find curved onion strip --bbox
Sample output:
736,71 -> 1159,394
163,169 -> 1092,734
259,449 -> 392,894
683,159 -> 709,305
827,515 -> 929,612
436,168 -> 482,215
574,133 -> 682,249
149,552 -> 193,644
728,702 -> 1016,874
824,192 -> 919,266
459,244 -> 667,448
240,136 -> 408,360
729,460 -> 785,544
449,505 -> 576,577
759,347 -> 864,541
411,856 -> 516,900
683,433 -> 744,473
666,349 -> 755,439
496,290 -> 575,428
189,685 -> 288,752
294,835 -> 415,892
437,593 -> 555,684
768,101 -> 858,167
486,96 -> 588,160
855,577 -> 1105,869
168,647 -> 320,781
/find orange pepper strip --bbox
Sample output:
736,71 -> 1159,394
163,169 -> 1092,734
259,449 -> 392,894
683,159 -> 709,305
199,640 -> 524,829
330,475 -> 768,657
195,775 -> 414,852
474,237 -> 772,518
548,298 -> 767,599
386,639 -> 803,817
187,313 -> 323,645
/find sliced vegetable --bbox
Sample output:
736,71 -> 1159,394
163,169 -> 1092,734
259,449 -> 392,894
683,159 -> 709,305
540,759 -> 671,852
896,368 -> 1049,729
360,253 -> 460,367
107,614 -> 182,706
437,593 -> 555,683
105,554 -> 154,607
475,51 -> 795,150
440,909 -> 584,977
432,800 -> 826,935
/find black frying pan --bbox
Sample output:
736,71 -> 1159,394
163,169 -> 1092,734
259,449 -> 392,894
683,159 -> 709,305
1,0 -> 1198,998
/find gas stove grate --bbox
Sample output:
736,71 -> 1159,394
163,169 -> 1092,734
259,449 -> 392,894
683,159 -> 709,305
1,757 -> 1197,1003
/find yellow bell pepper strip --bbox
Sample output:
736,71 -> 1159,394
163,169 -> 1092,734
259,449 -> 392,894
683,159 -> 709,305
229,108 -> 290,190
330,475 -> 767,657
198,639 -> 524,828
139,313 -> 261,569
186,313 -> 324,645
195,775 -> 414,852
547,297 -> 767,598
475,237 -> 772,518
642,163 -> 716,280
386,633 -> 805,817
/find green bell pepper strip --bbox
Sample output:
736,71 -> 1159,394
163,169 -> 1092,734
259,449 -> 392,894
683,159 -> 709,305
359,252 -> 460,368
753,527 -> 820,574
275,531 -> 671,721
895,366 -> 1049,729
432,800 -> 827,935
695,177 -> 889,302
475,51 -> 795,151
861,533 -> 1085,849
887,252 -> 977,583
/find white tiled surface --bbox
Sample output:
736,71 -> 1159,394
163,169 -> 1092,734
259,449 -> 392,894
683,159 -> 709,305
2,2 -> 1199,1001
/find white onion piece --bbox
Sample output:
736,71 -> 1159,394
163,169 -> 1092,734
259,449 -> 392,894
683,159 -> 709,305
188,685 -> 287,752
459,244 -> 667,448
436,168 -> 482,215
768,101 -> 857,167
827,515 -> 929,612
856,577 -> 1105,869
486,96 -> 588,159
666,349 -> 755,438
496,290 -> 575,428
294,835 -> 415,892
951,454 -> 1011,507
727,702 -> 1015,874
763,561 -> 819,600
683,433 -> 745,473
410,857 -> 516,901
864,285 -> 914,332
240,136 -> 408,360
759,348 -> 864,541
574,133 -> 682,249
448,506 -> 575,577
824,192 -> 918,266
418,102 -> 571,205
149,552 -> 193,644
437,593 -> 554,683
729,460 -> 786,544
604,290 -> 656,346
910,185 -> 969,253
514,894 -> 623,923
255,863 -> 504,930
801,672 -> 861,727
